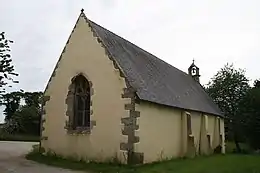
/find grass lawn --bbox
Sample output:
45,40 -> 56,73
225,141 -> 252,153
26,152 -> 260,173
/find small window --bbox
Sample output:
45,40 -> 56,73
72,75 -> 91,129
187,113 -> 192,135
205,115 -> 209,132
218,118 -> 221,134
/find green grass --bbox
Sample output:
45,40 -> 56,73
225,141 -> 252,153
26,151 -> 133,173
26,151 -> 260,173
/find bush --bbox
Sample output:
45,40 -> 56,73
214,145 -> 222,154
0,131 -> 39,142
225,142 -> 252,154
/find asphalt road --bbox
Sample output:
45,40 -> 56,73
0,141 -> 86,173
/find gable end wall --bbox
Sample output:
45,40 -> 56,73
41,13 -> 136,163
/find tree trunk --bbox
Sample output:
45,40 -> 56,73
234,138 -> 241,152
234,130 -> 241,153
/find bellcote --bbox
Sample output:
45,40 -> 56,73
188,59 -> 200,83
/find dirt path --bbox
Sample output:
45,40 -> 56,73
0,141 -> 86,173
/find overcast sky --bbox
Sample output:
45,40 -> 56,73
0,0 -> 260,122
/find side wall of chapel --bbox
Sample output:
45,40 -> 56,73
135,101 -> 225,163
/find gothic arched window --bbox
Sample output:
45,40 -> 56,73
72,75 -> 91,129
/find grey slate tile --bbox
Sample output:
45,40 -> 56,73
88,20 -> 223,117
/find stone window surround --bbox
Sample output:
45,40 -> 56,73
65,73 -> 96,135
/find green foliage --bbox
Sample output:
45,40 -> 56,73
23,91 -> 43,108
0,32 -> 18,95
11,105 -> 41,135
239,80 -> 260,149
2,91 -> 23,121
2,91 -> 43,136
206,64 -> 260,151
26,151 -> 260,173
225,142 -> 252,154
2,91 -> 42,121
206,63 -> 250,118
0,132 -> 39,142
206,64 -> 250,148
254,80 -> 260,88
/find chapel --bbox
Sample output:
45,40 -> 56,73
40,9 -> 225,164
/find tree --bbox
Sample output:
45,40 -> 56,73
2,91 -> 23,121
23,91 -> 43,108
2,91 -> 43,135
0,32 -> 18,96
254,80 -> 260,88
11,105 -> 41,135
206,63 -> 250,152
239,80 -> 260,149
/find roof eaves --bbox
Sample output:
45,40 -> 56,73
139,98 -> 224,118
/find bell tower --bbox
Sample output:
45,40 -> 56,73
188,59 -> 200,83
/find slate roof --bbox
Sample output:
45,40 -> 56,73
86,18 -> 223,117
